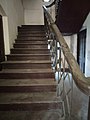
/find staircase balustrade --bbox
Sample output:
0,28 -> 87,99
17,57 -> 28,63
43,5 -> 90,120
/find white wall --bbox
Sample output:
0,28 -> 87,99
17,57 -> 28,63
63,36 -> 71,48
61,36 -> 71,68
70,34 -> 77,60
3,16 -> 10,55
68,15 -> 90,76
0,0 -> 24,49
23,0 -> 44,25
65,13 -> 90,77
83,13 -> 90,76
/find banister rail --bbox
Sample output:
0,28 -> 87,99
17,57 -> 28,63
43,5 -> 90,96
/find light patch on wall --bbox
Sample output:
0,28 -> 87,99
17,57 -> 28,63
43,0 -> 50,2
87,51 -> 90,61
3,16 -> 10,55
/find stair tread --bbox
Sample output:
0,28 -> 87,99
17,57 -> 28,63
18,35 -> 45,36
17,37 -> 47,41
2,60 -> 52,64
0,69 -> 53,73
14,43 -> 48,45
15,42 -> 48,44
7,54 -> 50,56
18,30 -> 45,31
18,35 -> 46,37
0,92 -> 60,103
17,36 -> 46,38
11,48 -> 49,50
16,38 -> 47,40
0,79 -> 55,86
0,109 -> 64,120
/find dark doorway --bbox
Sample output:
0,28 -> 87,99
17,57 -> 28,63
0,15 -> 5,70
77,29 -> 86,73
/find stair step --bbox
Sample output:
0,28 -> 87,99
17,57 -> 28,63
17,34 -> 46,37
17,36 -> 46,39
0,92 -> 62,111
0,78 -> 56,92
18,30 -> 46,36
0,109 -> 64,120
18,31 -> 46,34
0,85 -> 56,92
0,69 -> 54,79
11,48 -> 49,54
18,27 -> 45,30
13,43 -> 48,48
16,38 -> 48,41
0,78 -> 55,86
22,25 -> 45,28
17,37 -> 47,40
15,39 -> 47,44
0,68 -> 54,73
7,54 -> 51,60
18,29 -> 45,32
2,60 -> 52,69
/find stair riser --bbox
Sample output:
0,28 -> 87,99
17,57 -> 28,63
13,44 -> 48,49
11,49 -> 49,54
21,25 -> 45,28
18,27 -> 45,30
0,85 -> 56,92
19,27 -> 45,29
21,27 -> 45,30
2,63 -> 51,69
18,32 -> 45,35
0,73 -> 54,79
18,29 -> 45,33
0,102 -> 62,111
7,56 -> 50,61
18,31 -> 46,36
17,36 -> 46,39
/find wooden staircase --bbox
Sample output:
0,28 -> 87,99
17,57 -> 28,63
0,25 -> 63,120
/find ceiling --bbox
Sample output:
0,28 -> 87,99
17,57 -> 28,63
56,0 -> 90,34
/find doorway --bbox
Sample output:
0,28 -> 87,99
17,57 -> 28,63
0,15 -> 5,70
77,29 -> 86,73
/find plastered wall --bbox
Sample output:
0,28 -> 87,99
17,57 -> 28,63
23,0 -> 55,25
70,34 -> 77,60
23,0 -> 44,25
83,13 -> 90,76
0,0 -> 24,49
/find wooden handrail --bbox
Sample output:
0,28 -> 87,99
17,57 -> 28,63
43,5 -> 90,96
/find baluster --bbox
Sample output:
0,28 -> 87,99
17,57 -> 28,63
43,5 -> 90,120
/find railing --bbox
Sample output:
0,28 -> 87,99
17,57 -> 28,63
43,5 -> 90,120
45,0 -> 60,21
55,0 -> 60,19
